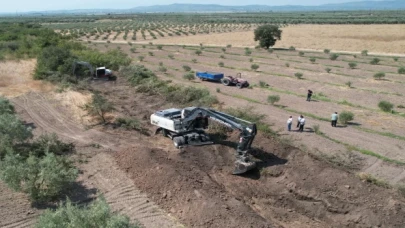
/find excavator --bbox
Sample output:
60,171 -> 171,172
150,107 -> 257,175
72,61 -> 113,80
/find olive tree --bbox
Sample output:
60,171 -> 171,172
254,25 -> 282,49
84,92 -> 114,123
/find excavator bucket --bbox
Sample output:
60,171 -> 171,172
232,160 -> 256,175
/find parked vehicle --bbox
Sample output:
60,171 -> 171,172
196,71 -> 224,82
221,73 -> 249,89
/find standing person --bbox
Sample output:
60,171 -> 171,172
287,116 -> 293,131
296,115 -> 302,128
331,112 -> 338,127
299,115 -> 305,132
307,90 -> 313,102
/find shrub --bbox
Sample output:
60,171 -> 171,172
259,81 -> 268,88
168,54 -> 174,59
220,55 -> 225,59
324,49 -> 330,54
294,72 -> 303,79
289,46 -> 296,51
158,66 -> 167,73
127,42 -> 132,46
221,48 -> 226,52
345,81 -> 352,88
313,124 -> 322,135
157,45 -> 163,50
325,67 -> 331,73
330,53 -> 339,60
130,47 -> 136,53
115,117 -> 142,131
245,49 -> 252,56
298,51 -> 305,56
373,72 -> 385,80
398,105 -> 405,109
195,50 -> 202,55
159,62 -> 163,66
339,111 -> 354,125
149,42 -> 153,45
182,65 -> 191,72
216,88 -> 221,93
309,57 -> 316,63
191,59 -> 197,63
183,72 -> 195,81
218,62 -> 224,67
0,152 -> 78,202
348,62 -> 357,69
267,95 -> 280,105
84,92 -> 114,123
138,56 -> 144,62
251,64 -> 259,71
398,67 -> 405,74
361,50 -> 368,56
378,101 -> 394,112
36,197 -> 139,228
285,63 -> 290,67
393,57 -> 399,62
249,58 -> 254,62
148,52 -> 154,56
370,58 -> 380,65
0,97 -> 15,115
268,48 -> 274,53
226,44 -> 232,48
353,54 -> 357,58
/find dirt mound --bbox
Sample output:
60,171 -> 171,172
115,132 -> 405,228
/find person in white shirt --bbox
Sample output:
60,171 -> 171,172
287,116 -> 293,131
299,115 -> 305,132
296,115 -> 302,128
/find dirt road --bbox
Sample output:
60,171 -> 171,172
2,92 -> 182,228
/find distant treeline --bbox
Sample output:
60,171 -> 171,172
1,11 -> 405,24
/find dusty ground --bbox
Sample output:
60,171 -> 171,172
0,59 -> 54,97
97,43 -> 405,187
2,40 -> 405,227
89,24 -> 405,54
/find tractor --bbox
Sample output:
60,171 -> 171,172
221,73 -> 249,89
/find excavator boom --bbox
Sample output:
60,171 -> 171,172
151,107 -> 257,174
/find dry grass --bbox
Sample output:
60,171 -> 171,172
53,90 -> 93,124
141,24 -> 405,54
0,59 -> 54,97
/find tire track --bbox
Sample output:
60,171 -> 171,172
7,92 -> 182,228
83,153 -> 181,228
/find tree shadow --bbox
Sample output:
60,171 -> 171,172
347,122 -> 362,126
32,180 -> 98,209
274,104 -> 288,108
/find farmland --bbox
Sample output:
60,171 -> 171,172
1,12 -> 405,228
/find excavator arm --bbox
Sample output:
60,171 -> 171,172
72,61 -> 94,79
180,107 -> 257,174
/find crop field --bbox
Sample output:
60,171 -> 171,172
2,13 -> 405,228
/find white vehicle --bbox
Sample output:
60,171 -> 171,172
151,107 -> 257,175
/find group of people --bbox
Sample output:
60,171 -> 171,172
287,115 -> 305,132
286,89 -> 339,132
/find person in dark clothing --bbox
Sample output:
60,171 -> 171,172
306,90 -> 313,101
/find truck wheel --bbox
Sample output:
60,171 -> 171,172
222,78 -> 230,86
162,129 -> 168,137
173,136 -> 185,149
236,83 -> 243,89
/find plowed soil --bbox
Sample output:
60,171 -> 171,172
2,54 -> 405,227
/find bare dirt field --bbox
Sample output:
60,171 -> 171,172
2,39 -> 405,227
126,25 -> 405,54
